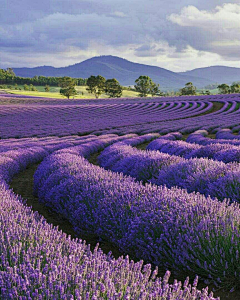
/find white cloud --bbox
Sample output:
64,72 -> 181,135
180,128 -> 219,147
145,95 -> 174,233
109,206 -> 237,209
1,1 -> 240,70
168,4 -> 240,29
110,11 -> 127,18
168,3 -> 240,59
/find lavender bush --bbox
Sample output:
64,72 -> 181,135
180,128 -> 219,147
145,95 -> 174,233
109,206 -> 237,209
1,183 -> 216,299
34,148 -> 240,290
1,94 -> 240,138
2,93 -> 240,298
98,143 -> 183,182
0,134 -> 218,299
147,137 -> 240,163
99,142 -> 240,202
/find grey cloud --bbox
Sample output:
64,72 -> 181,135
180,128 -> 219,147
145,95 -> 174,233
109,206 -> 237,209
0,0 -> 240,69
135,44 -> 166,57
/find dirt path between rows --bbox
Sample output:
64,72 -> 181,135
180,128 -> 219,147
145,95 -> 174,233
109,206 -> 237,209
10,162 -> 123,258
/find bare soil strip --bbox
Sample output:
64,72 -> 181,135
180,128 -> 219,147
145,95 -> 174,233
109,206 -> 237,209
10,163 -> 122,258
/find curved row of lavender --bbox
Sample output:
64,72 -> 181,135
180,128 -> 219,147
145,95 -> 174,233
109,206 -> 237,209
34,139 -> 240,291
98,141 -> 240,203
1,93 -> 240,299
216,129 -> 240,140
187,130 -> 240,146
147,135 -> 240,163
0,100 -> 211,138
1,94 -> 240,138
95,98 -> 240,137
0,133 -> 143,184
0,133 -> 219,299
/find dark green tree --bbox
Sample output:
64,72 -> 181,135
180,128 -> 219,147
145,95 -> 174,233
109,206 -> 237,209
6,68 -> 15,76
180,82 -> 197,95
230,83 -> 240,93
23,84 -> 29,91
134,75 -> 159,97
105,78 -> 123,98
58,77 -> 77,99
149,82 -> 161,97
60,86 -> 78,99
45,85 -> 50,92
217,84 -> 230,94
58,76 -> 76,88
86,75 -> 106,98
29,84 -> 37,91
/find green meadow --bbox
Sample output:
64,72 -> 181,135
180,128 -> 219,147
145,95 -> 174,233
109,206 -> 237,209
3,85 -> 141,99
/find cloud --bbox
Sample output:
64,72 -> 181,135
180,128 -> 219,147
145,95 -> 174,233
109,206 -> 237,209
168,3 -> 240,59
0,1 -> 240,70
109,11 -> 127,18
168,4 -> 240,29
134,42 -> 174,58
0,12 -> 143,51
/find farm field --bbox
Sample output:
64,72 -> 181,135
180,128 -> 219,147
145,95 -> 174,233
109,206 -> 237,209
1,93 -> 240,299
2,85 -> 220,100
2,85 -> 141,99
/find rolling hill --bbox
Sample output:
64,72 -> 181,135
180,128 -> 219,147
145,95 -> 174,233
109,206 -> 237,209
13,55 -> 213,90
179,66 -> 240,85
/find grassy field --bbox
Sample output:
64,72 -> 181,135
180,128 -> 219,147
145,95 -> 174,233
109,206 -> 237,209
2,85 -> 220,99
3,85 -> 141,99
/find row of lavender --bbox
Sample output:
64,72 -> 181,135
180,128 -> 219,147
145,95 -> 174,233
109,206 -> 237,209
99,134 -> 240,202
0,133 -> 218,299
0,98 -> 213,138
187,130 -> 240,146
216,129 -> 240,140
33,134 -> 240,292
1,94 -> 240,138
147,132 -> 240,163
1,92 -> 238,104
0,133 -> 135,182
95,98 -> 240,136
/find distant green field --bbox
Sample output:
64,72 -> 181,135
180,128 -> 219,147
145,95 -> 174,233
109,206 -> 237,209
3,85 -> 142,99
2,85 -> 220,98
197,88 -> 219,95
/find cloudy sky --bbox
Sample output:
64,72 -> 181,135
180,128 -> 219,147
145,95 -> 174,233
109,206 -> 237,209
1,0 -> 240,71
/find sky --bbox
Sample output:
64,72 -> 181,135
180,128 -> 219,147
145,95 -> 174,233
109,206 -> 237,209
1,0 -> 240,72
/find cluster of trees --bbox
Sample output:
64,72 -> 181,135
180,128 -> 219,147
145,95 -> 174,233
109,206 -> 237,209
2,67 -> 240,98
178,82 -> 212,96
58,77 -> 78,99
179,82 -> 197,96
217,83 -> 240,94
86,75 -> 162,98
0,84 -> 21,90
179,82 -> 240,96
60,75 -> 161,99
58,76 -> 124,99
0,68 -> 87,86
134,76 -> 161,97
0,83 -> 51,93
23,84 -> 38,91
86,76 -> 123,98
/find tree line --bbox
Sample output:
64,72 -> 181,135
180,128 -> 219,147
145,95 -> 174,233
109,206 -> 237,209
58,75 -> 162,99
57,76 -> 124,99
217,83 -> 240,94
0,68 -> 87,86
1,68 -> 240,98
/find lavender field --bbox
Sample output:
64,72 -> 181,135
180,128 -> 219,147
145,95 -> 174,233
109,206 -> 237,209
1,93 -> 240,299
